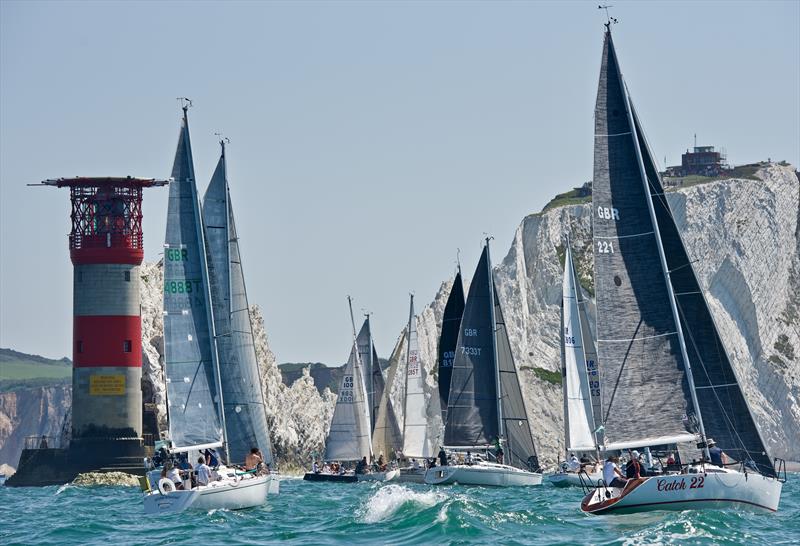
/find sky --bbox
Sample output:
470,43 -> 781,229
1,0 -> 798,365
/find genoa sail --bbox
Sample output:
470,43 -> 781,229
494,283 -> 539,471
202,142 -> 273,465
438,270 -> 465,425
356,318 -> 384,433
163,107 -> 224,452
592,29 -> 696,449
372,331 -> 405,460
325,338 -> 372,461
630,103 -> 775,476
561,244 -> 598,453
402,295 -> 438,459
444,246 -> 499,447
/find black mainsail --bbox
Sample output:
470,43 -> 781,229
444,242 -> 539,469
202,140 -> 273,466
438,269 -> 465,424
593,28 -> 774,475
163,106 -> 225,453
444,247 -> 498,446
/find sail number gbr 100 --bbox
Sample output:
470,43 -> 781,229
339,375 -> 355,403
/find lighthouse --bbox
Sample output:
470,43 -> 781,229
8,176 -> 167,487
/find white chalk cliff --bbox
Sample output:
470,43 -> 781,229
139,164 -> 799,469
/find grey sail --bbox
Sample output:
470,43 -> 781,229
444,246 -> 499,447
630,104 -> 775,476
325,339 -> 372,461
372,331 -> 405,460
202,143 -> 273,465
163,108 -> 224,452
438,270 -> 465,425
592,31 -> 696,449
356,318 -> 385,433
494,283 -> 540,471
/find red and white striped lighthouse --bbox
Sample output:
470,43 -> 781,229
43,177 -> 167,442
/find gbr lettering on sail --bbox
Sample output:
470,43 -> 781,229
596,206 -> 620,255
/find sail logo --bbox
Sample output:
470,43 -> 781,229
597,206 -> 620,221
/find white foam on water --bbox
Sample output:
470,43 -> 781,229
55,484 -> 72,495
358,484 -> 447,524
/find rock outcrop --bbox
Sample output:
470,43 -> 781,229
139,261 -> 336,471
490,164 -> 800,466
0,385 -> 71,472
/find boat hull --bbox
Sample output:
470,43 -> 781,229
549,470 -> 603,488
396,467 -> 426,483
581,469 -> 783,514
424,463 -> 542,486
357,469 -> 399,482
302,472 -> 357,483
143,474 -> 270,514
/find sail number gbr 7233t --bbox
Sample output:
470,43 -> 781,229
461,328 -> 481,356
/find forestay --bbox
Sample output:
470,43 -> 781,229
163,108 -> 224,452
444,246 -> 499,447
561,245 -> 598,452
592,31 -> 695,448
438,270 -> 465,425
202,143 -> 273,466
325,340 -> 372,461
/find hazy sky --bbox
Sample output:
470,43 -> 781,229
1,1 -> 798,365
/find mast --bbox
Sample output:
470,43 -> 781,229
560,239 -> 570,457
485,237 -> 504,444
402,293 -> 414,447
619,40 -> 710,460
200,121 -> 229,464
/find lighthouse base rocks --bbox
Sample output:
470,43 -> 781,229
6,439 -> 146,487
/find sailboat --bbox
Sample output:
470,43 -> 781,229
396,294 -> 442,482
425,240 -> 542,486
438,265 -> 465,426
202,138 -> 279,495
144,105 -> 270,514
580,24 -> 785,514
304,297 -> 398,483
549,243 -> 603,487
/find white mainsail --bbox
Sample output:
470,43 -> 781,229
401,295 -> 437,459
561,245 -> 597,453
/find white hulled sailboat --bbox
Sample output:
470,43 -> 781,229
144,105 -> 270,514
304,297 -> 398,483
425,240 -> 542,487
580,24 -> 785,514
549,243 -> 603,487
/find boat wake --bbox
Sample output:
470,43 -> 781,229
358,485 -> 447,523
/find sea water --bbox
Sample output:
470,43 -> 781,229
2,476 -> 798,545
